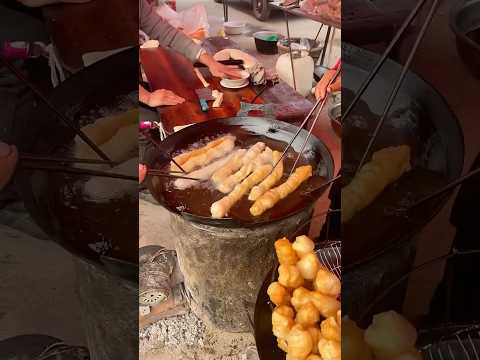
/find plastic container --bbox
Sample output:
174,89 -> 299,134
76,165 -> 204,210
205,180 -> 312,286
276,51 -> 315,97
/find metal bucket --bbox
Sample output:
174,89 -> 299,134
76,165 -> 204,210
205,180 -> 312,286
170,207 -> 313,332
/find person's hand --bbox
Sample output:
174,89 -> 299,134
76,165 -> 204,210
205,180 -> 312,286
147,89 -> 185,107
0,142 -> 18,190
198,53 -> 242,79
139,164 -> 147,184
315,69 -> 341,100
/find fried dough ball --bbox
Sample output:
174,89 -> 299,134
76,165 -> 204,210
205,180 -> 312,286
310,291 -> 341,318
364,311 -> 417,360
291,287 -> 340,318
278,264 -> 304,288
314,267 -> 341,297
318,338 -> 341,360
321,316 -> 341,342
307,327 -> 321,354
268,282 -> 291,306
278,338 -> 289,353
291,287 -> 312,310
295,302 -> 320,327
275,238 -> 299,265
297,253 -> 321,280
292,235 -> 315,258
286,324 -> 313,360
336,310 -> 341,327
272,305 -> 295,339
342,317 -> 373,360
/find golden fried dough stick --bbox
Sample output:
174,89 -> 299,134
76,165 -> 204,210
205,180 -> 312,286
342,317 -> 374,360
272,305 -> 295,339
321,316 -> 341,342
180,136 -> 235,173
297,253 -> 321,280
267,282 -> 291,306
278,264 -> 304,288
173,151 -> 238,190
275,238 -> 299,265
248,150 -> 284,201
318,338 -> 341,360
287,324 -> 313,360
210,163 -> 272,218
171,135 -> 235,171
250,165 -> 313,216
342,145 -> 411,223
211,149 -> 247,185
292,235 -> 315,258
307,327 -> 321,354
314,267 -> 341,297
217,142 -> 268,193
364,311 -> 417,360
291,287 -> 340,318
295,302 -> 320,327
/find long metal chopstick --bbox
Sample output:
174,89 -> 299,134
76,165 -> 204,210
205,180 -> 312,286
20,153 -> 118,166
342,0 -> 428,123
147,170 -> 201,181
0,56 -> 112,163
271,65 -> 340,174
289,66 -> 342,175
354,0 -> 441,174
20,163 -> 137,181
301,174 -> 342,195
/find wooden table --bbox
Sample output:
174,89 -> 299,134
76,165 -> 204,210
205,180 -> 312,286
42,0 -> 138,72
140,45 -> 315,132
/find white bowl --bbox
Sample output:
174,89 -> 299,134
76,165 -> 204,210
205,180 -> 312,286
222,70 -> 250,87
224,21 -> 246,35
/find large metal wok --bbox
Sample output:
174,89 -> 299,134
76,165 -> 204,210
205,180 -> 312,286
342,43 -> 464,268
15,48 -> 138,281
146,116 -> 335,227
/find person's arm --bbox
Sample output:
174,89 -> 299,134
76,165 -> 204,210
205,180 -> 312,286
139,0 -> 202,63
0,142 -> 18,190
139,0 -> 242,79
139,84 -> 185,107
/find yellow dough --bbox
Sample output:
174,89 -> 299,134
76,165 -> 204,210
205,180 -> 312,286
210,163 -> 272,218
248,150 -> 284,201
250,165 -> 313,216
74,109 -> 138,160
275,238 -> 299,265
364,311 -> 417,360
342,145 -> 411,223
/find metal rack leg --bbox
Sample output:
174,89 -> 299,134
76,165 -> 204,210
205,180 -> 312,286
284,11 -> 297,91
224,0 -> 229,22
319,25 -> 332,66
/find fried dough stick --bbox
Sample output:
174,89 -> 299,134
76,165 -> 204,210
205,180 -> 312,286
211,149 -> 249,185
216,142 -> 268,194
249,150 -> 284,201
170,135 -> 235,172
179,136 -> 235,173
250,165 -> 313,216
211,163 -> 273,218
173,150 -> 245,190
342,145 -> 411,223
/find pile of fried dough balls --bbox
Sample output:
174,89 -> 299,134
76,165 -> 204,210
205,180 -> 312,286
268,236 -> 341,360
344,310 -> 422,360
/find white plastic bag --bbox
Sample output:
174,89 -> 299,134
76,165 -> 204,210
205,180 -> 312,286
155,3 -> 209,38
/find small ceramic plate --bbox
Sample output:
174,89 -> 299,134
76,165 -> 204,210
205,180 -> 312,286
220,79 -> 249,89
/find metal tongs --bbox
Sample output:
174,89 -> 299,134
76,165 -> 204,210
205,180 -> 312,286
342,0 -> 442,174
